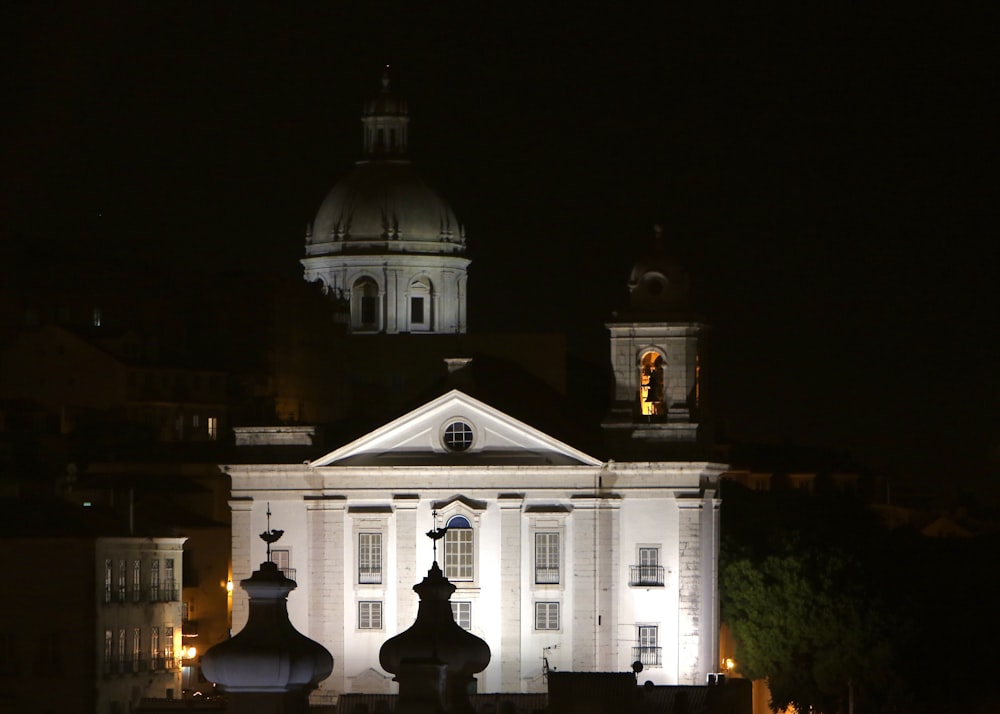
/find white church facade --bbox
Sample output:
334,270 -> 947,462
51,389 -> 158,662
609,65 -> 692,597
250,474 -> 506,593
228,390 -> 722,698
225,72 -> 723,702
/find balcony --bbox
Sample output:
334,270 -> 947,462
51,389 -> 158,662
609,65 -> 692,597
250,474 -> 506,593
279,567 -> 297,581
534,568 -> 560,585
629,565 -> 664,587
632,646 -> 662,667
358,568 -> 382,585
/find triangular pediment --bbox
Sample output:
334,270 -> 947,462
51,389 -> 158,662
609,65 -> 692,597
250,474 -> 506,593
311,390 -> 602,467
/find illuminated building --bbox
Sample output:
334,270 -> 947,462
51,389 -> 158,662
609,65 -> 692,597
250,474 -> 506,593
226,75 -> 723,704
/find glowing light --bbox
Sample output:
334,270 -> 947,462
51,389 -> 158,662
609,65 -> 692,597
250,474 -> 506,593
724,657 -> 735,673
226,580 -> 233,593
186,646 -> 197,659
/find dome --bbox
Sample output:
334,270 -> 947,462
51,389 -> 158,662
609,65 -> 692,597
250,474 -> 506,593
308,160 -> 465,253
626,225 -> 690,312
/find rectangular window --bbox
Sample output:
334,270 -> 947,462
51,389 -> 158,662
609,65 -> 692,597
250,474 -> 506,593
104,559 -> 113,603
631,546 -> 664,586
271,549 -> 294,579
104,629 -> 113,671
150,560 -> 160,601
535,602 -> 560,630
207,416 -> 218,440
410,296 -> 424,324
132,560 -> 141,602
535,532 -> 560,584
359,601 -> 383,630
451,601 -> 472,630
92,307 -> 102,327
192,414 -> 200,429
151,627 -> 160,670
359,533 -> 382,584
361,296 -> 377,326
444,528 -> 474,581
164,627 -> 174,669
165,559 -> 175,600
132,627 -> 141,672
117,629 -> 126,671
118,559 -> 127,602
635,625 -> 661,667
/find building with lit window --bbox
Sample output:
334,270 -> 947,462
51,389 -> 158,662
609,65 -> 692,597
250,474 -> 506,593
225,73 -> 723,704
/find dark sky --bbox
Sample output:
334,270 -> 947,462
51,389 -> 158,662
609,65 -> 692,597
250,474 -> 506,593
2,3 -> 996,492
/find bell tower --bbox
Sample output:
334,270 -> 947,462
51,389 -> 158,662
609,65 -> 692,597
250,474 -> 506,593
603,226 -> 706,447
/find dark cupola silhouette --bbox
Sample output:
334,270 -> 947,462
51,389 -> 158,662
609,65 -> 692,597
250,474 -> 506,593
202,523 -> 333,714
379,529 -> 491,713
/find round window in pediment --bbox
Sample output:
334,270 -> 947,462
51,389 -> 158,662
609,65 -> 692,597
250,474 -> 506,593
442,420 -> 474,452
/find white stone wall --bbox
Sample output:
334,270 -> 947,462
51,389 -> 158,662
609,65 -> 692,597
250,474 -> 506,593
226,460 -> 723,696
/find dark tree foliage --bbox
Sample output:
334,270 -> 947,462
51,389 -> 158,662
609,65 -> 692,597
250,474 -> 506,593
721,483 -> 1000,714
720,485 -> 899,713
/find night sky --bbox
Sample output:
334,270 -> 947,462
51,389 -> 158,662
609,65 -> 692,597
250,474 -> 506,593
2,3 -> 996,494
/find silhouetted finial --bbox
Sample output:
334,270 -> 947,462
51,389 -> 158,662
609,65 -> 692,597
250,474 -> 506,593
259,502 -> 284,561
426,510 -> 448,562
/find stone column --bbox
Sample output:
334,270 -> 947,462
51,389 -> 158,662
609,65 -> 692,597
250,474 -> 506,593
230,499 -> 254,633
570,494 -> 619,671
395,496 -> 419,631
498,495 -> 523,690
307,496 -> 346,697
676,498 -> 703,684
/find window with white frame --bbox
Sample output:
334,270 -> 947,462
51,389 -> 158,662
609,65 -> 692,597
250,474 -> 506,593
635,625 -> 661,666
535,532 -> 560,584
451,601 -> 472,630
164,627 -> 174,668
271,549 -> 293,579
165,559 -> 175,600
443,515 -> 474,581
359,601 -> 383,630
132,560 -> 141,601
631,545 -> 664,586
534,602 -> 560,630
359,533 -> 382,584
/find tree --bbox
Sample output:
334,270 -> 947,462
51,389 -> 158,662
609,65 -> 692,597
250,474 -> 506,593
720,486 -> 897,713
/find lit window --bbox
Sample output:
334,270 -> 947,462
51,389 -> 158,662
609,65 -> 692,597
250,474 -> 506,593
359,533 -> 382,584
535,602 -> 560,630
444,515 -> 474,581
164,627 -> 174,669
442,421 -> 474,452
92,307 -> 102,327
535,533 -> 560,584
207,416 -> 218,440
359,601 -> 383,629
639,351 -> 665,416
451,601 -> 472,630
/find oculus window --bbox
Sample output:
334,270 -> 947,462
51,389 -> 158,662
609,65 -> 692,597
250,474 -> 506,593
442,421 -> 474,452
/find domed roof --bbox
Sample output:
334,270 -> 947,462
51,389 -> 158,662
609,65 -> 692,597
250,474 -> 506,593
309,161 -> 464,251
305,70 -> 465,255
626,225 -> 690,313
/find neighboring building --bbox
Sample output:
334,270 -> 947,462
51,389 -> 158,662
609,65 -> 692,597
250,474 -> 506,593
0,499 -> 185,714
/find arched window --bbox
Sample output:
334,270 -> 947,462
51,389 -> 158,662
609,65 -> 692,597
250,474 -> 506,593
351,277 -> 380,331
409,277 -> 433,331
639,350 -> 666,416
444,515 -> 474,581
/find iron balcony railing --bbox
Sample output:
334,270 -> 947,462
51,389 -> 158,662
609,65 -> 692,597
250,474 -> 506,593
358,568 -> 382,585
632,646 -> 662,667
279,567 -> 297,581
629,565 -> 665,587
534,568 -> 560,585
